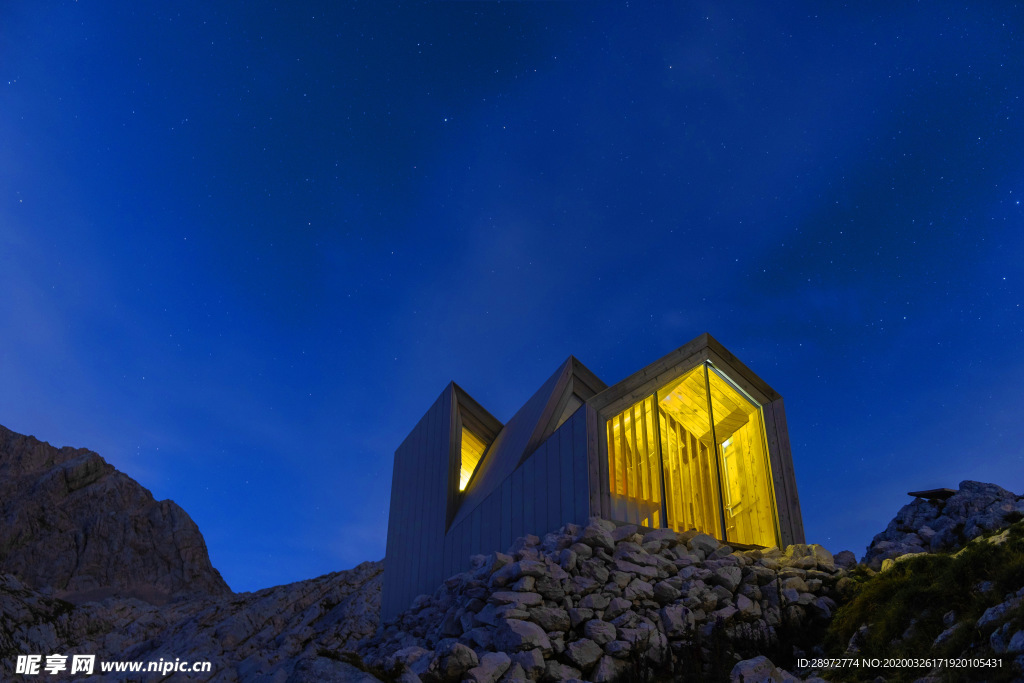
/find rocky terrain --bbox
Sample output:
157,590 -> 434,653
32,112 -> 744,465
0,561 -> 382,682
2,422 -> 1024,682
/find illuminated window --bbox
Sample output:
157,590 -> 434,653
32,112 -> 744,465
606,395 -> 662,528
606,362 -> 779,546
459,427 -> 487,491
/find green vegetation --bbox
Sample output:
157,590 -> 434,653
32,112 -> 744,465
824,521 -> 1024,682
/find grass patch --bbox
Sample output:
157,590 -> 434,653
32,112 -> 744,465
823,521 -> 1024,682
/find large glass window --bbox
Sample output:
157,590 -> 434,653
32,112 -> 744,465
606,363 -> 779,547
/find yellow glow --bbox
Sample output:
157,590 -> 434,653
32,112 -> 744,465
658,366 -> 722,538
606,395 -> 662,527
706,369 -> 777,547
605,363 -> 779,546
459,428 -> 487,491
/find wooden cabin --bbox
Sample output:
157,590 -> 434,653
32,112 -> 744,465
382,333 -> 804,620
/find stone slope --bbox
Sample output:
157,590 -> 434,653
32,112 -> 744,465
357,520 -> 848,682
0,561 -> 383,682
0,424 -> 230,603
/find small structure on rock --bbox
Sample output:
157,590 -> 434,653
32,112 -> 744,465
383,333 -> 804,619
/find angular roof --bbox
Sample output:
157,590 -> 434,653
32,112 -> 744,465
451,356 -> 605,528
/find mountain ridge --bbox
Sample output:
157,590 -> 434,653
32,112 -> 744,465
0,424 -> 229,603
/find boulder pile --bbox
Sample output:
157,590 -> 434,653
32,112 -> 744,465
359,519 -> 849,682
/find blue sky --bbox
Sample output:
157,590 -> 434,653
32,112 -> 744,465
2,1 -> 1022,592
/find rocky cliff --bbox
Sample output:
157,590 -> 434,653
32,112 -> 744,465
0,425 -> 229,603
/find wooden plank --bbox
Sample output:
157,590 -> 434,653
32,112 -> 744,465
532,445 -> 548,538
491,490 -> 503,554
574,408 -> 590,526
470,503 -> 481,557
761,401 -> 787,545
523,453 -> 536,537
591,405 -> 608,521
446,390 -> 461,529
908,488 -> 957,500
543,435 -> 558,533
770,398 -> 804,544
412,395 -> 431,600
431,388 -> 453,590
452,383 -> 503,441
501,477 -> 513,552
559,416 -> 575,528
588,334 -> 709,415
480,489 -> 498,561
705,341 -> 780,403
443,521 -> 454,580
511,467 -> 524,543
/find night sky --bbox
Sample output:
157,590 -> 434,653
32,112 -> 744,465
2,2 -> 1022,593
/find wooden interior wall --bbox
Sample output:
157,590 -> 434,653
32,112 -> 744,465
442,405 -> 591,580
382,384 -> 453,621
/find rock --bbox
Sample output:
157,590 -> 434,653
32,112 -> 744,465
494,618 -> 552,653
389,646 -> 432,673
491,560 -> 548,588
833,550 -> 857,569
530,607 -> 570,633
623,578 -> 654,601
599,597 -> 626,621
689,533 -> 721,556
991,622 -> 1016,654
286,656 -> 384,682
978,595 -> 1024,630
0,425 -> 229,602
660,604 -> 694,637
558,549 -> 577,572
490,591 -> 543,608
510,648 -> 545,679
653,580 -> 682,604
583,619 -> 617,645
642,528 -> 680,547
466,651 -> 511,683
500,662 -> 528,682
579,592 -> 610,610
567,607 -> 594,628
437,642 -> 478,679
591,654 -> 630,682
712,566 -> 743,593
730,655 -> 792,682
736,594 -> 760,619
780,576 -> 807,593
578,523 -> 615,552
564,637 -> 603,671
544,660 -> 582,681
